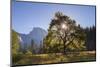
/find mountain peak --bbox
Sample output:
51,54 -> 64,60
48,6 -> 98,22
30,27 -> 46,33
19,27 -> 47,51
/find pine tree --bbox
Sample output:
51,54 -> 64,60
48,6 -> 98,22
30,39 -> 35,54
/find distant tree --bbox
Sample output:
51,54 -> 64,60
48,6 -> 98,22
43,12 -> 86,54
22,43 -> 27,54
38,41 -> 43,53
12,30 -> 20,55
12,30 -> 22,63
30,39 -> 35,54
85,26 -> 96,51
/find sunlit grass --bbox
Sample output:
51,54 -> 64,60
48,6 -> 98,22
14,51 -> 96,65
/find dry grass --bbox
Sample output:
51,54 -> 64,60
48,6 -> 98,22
14,51 -> 96,65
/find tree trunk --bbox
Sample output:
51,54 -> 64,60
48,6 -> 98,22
63,40 -> 66,54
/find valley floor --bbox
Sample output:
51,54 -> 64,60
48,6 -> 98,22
13,51 -> 96,66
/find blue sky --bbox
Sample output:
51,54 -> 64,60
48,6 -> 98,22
12,1 -> 96,34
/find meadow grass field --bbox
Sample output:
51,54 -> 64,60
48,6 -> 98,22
14,51 -> 96,65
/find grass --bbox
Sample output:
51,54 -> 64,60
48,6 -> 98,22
14,51 -> 96,66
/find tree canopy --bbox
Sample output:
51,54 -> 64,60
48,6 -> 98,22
43,12 -> 86,54
12,30 -> 20,55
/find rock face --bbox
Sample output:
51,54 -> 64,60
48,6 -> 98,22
29,27 -> 47,46
18,27 -> 47,52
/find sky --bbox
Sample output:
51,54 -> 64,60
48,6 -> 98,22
12,1 -> 96,34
